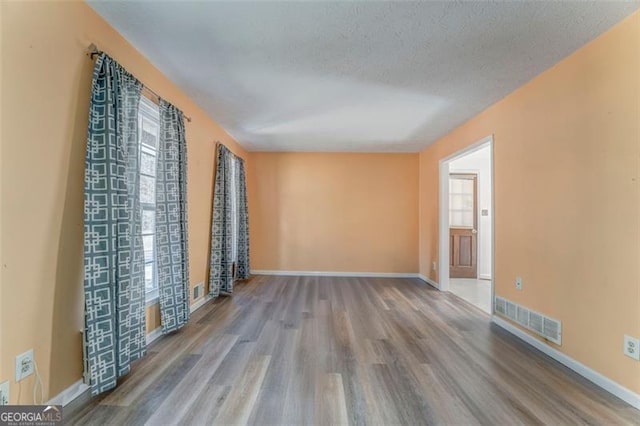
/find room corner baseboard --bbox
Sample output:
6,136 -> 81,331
418,274 -> 440,289
492,316 -> 640,410
478,274 -> 492,280
251,270 -> 419,278
47,379 -> 90,407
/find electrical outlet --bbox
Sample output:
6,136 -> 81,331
623,335 -> 640,360
515,276 -> 523,290
432,261 -> 437,271
0,381 -> 9,405
15,349 -> 34,381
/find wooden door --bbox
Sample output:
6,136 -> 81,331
449,174 -> 477,278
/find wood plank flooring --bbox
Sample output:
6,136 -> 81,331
67,276 -> 640,425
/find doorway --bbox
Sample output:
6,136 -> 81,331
449,173 -> 478,279
438,136 -> 493,314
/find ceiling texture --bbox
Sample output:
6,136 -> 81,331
89,1 -> 639,152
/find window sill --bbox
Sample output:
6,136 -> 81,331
145,289 -> 159,307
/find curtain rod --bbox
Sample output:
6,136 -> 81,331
87,43 -> 192,123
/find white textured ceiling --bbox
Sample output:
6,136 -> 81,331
88,1 -> 639,152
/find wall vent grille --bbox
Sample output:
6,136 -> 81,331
529,311 -> 544,334
193,282 -> 204,300
495,296 -> 562,345
516,306 -> 529,327
506,300 -> 517,321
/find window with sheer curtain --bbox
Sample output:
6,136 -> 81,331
138,96 -> 160,302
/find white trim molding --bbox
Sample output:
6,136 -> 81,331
418,274 -> 440,289
146,327 -> 163,346
46,379 -> 89,407
190,294 -> 214,314
493,316 -> 640,410
145,289 -> 159,307
251,270 -> 420,278
439,135 -> 495,313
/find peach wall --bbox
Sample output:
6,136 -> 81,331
249,153 -> 419,273
419,11 -> 639,393
1,0 -> 247,403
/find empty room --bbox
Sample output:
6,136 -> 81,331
1,1 -> 639,425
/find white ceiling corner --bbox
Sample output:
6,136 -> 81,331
88,1 -> 639,152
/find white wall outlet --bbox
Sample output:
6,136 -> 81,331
515,276 -> 523,290
15,349 -> 34,381
0,381 -> 9,405
623,335 -> 640,360
432,261 -> 437,271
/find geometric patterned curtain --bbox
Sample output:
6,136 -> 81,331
236,159 -> 250,280
208,144 -> 250,297
156,100 -> 190,333
208,144 -> 234,298
83,53 -> 146,396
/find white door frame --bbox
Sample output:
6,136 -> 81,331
438,135 -> 495,311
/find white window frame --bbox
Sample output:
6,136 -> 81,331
138,96 -> 160,305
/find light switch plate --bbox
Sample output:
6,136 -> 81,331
15,349 -> 34,381
0,381 -> 9,405
515,276 -> 523,290
623,335 -> 640,360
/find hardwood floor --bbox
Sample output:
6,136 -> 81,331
67,276 -> 640,425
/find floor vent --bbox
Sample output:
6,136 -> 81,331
495,296 -> 562,345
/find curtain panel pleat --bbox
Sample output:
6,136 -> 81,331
156,100 -> 190,333
83,53 -> 146,396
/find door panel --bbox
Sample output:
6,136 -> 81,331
449,174 -> 478,279
458,235 -> 472,266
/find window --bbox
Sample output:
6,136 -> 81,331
449,175 -> 475,228
138,96 -> 160,303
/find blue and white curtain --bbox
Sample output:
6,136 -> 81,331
236,160 -> 250,280
83,53 -> 146,395
84,53 -> 191,396
208,144 -> 250,298
156,100 -> 190,333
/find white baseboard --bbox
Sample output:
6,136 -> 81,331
492,315 -> 640,410
418,274 -> 440,289
47,379 -> 89,407
250,270 -> 419,278
146,327 -> 163,346
190,294 -> 213,313
479,274 -> 492,281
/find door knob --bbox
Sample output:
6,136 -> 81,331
472,229 -> 478,234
